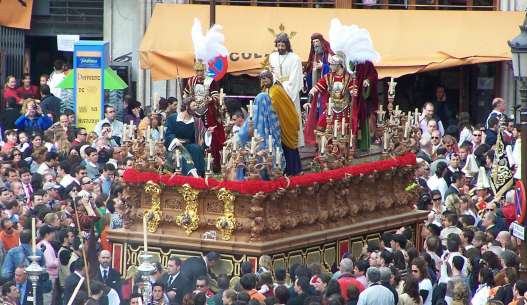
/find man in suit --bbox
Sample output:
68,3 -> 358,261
180,252 -> 220,292
63,258 -> 87,305
445,171 -> 464,200
93,250 -> 122,299
14,266 -> 51,305
161,256 -> 187,305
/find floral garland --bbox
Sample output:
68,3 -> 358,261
123,152 -> 416,195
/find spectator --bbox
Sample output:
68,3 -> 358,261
17,73 -> 40,100
2,76 -> 20,107
15,100 -> 53,134
485,98 -> 506,129
337,258 -> 364,301
356,267 -> 394,305
419,102 -> 445,136
0,98 -> 21,130
40,84 -> 62,122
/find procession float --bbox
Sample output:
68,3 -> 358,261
108,17 -> 428,286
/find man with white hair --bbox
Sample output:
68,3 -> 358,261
501,190 -> 516,225
357,267 -> 394,305
337,258 -> 364,301
486,97 -> 506,129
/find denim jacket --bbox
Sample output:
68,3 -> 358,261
1,243 -> 45,279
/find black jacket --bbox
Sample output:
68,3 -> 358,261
40,94 -> 62,122
0,107 -> 20,130
161,272 -> 190,305
63,272 -> 86,305
93,264 -> 122,298
180,257 -> 208,288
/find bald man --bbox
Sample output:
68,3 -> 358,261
95,250 -> 122,298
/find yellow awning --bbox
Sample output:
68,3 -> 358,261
140,4 -> 524,80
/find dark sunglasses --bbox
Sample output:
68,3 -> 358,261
432,198 -> 441,201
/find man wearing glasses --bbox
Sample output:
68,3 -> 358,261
471,129 -> 483,151
94,105 -> 124,144
419,102 -> 445,137
71,128 -> 88,147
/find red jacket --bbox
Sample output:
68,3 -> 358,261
502,204 -> 516,225
337,273 -> 365,301
2,87 -> 20,108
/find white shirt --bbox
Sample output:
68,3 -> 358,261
357,284 -> 394,305
107,288 -> 120,305
47,71 -> 66,98
427,175 -> 448,201
60,174 -> 75,188
459,127 -> 473,145
471,284 -> 490,305
419,278 -> 433,305
419,114 -> 445,136
94,118 -> 124,139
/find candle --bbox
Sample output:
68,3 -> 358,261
222,146 -> 227,165
341,117 -> 346,136
248,100 -> 253,119
268,135 -> 273,154
31,217 -> 36,255
232,137 -> 237,151
328,99 -> 333,117
321,135 -> 326,154
395,104 -> 399,112
149,140 -> 154,157
254,129 -> 259,139
333,120 -> 338,138
175,149 -> 180,168
349,132 -> 354,148
146,126 -> 151,141
275,147 -> 281,167
414,108 -> 419,126
219,89 -> 224,107
383,130 -> 389,150
404,121 -> 410,138
130,120 -> 133,126
207,153 -> 212,171
251,137 -> 256,154
153,93 -> 158,111
407,111 -> 412,126
159,125 -> 164,139
143,214 -> 148,254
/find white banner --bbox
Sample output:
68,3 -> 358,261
57,35 -> 80,52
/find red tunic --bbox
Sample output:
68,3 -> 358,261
184,76 -> 226,172
304,72 -> 353,145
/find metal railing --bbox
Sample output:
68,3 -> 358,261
32,0 -> 104,28
188,0 -> 499,10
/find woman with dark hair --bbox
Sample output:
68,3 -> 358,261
411,257 -> 433,305
313,273 -> 332,296
457,112 -> 473,145
471,267 -> 494,305
399,276 -> 423,305
124,100 -> 144,126
164,100 -> 205,177
421,252 -> 438,285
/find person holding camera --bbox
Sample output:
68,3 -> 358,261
14,99 -> 53,134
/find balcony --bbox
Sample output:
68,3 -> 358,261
188,0 -> 499,10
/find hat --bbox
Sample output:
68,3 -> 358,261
43,182 -> 61,191
475,167 -> 492,190
462,154 -> 479,178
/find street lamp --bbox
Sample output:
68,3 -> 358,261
509,13 -> 527,270
137,251 -> 155,305
25,256 -> 44,305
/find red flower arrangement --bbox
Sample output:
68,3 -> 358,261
123,152 -> 416,195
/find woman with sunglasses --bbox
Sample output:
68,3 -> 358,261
411,257 -> 433,305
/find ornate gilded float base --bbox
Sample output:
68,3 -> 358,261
110,210 -> 427,282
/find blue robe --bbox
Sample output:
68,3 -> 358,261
237,92 -> 285,179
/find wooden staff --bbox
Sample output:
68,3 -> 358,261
73,197 -> 92,296
66,276 -> 85,305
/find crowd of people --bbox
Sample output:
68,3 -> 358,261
0,49 -> 525,305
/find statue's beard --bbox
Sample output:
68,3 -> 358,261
278,49 -> 287,55
314,45 -> 324,55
